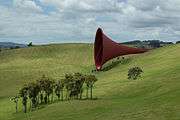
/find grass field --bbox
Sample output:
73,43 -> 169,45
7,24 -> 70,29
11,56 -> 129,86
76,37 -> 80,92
0,43 -> 180,120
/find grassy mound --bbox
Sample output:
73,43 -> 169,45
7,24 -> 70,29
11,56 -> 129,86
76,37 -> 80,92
0,43 -> 180,120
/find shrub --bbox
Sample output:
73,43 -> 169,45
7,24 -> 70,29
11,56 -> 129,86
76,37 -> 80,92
28,42 -> 33,47
128,67 -> 143,80
176,41 -> 180,44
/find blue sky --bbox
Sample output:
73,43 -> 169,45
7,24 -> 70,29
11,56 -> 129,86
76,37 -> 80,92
0,0 -> 180,44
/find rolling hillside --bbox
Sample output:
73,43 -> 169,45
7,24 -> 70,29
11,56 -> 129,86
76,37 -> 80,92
0,43 -> 180,120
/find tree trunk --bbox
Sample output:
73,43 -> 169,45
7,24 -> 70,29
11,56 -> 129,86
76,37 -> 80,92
66,90 -> 69,100
15,102 -> 18,113
23,104 -> 27,113
48,95 -> 50,103
44,95 -> 47,104
65,90 -> 68,100
23,96 -> 27,113
37,94 -> 40,105
90,86 -> 93,100
51,92 -> 53,103
57,94 -> 60,101
86,87 -> 89,99
61,90 -> 63,101
80,89 -> 82,100
29,100 -> 32,111
40,93 -> 43,104
76,94 -> 78,99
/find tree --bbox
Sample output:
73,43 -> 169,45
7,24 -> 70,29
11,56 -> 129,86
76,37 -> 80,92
85,76 -> 90,99
55,80 -> 61,100
64,74 -> 74,100
55,79 -> 65,101
28,42 -> 33,47
73,73 -> 85,99
149,40 -> 160,48
10,47 -> 14,49
51,80 -> 55,103
128,67 -> 143,80
60,79 -> 65,101
19,85 -> 28,113
10,95 -> 20,113
176,41 -> 180,44
36,78 -> 44,104
85,75 -> 98,99
15,46 -> 20,49
44,77 -> 54,103
27,82 -> 40,109
63,73 -> 85,100
37,75 -> 54,104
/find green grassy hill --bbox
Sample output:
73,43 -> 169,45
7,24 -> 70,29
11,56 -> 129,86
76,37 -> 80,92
0,43 -> 180,120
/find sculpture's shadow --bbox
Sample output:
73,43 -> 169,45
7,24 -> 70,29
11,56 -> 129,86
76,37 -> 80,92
94,57 -> 131,72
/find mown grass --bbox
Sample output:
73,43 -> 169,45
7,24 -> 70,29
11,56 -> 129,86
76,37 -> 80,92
0,43 -> 180,120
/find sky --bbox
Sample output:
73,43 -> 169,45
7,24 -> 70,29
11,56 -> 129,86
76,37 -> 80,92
0,0 -> 180,44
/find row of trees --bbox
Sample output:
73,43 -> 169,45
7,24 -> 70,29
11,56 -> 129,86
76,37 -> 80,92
11,73 -> 98,113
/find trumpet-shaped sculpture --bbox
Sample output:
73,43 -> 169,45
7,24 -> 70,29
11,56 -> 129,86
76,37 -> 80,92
94,28 -> 148,70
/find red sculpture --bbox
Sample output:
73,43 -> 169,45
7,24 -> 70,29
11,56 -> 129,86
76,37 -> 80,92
94,28 -> 148,70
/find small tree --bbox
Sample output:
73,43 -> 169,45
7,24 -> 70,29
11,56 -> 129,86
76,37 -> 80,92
78,75 -> 85,100
15,46 -> 20,49
176,41 -> 180,44
85,75 -> 98,99
36,75 -> 54,104
45,78 -> 54,103
28,82 -> 40,109
19,85 -> 28,113
36,78 -> 44,104
55,80 -> 61,101
28,42 -> 33,47
10,95 -> 20,113
128,67 -> 143,80
64,74 -> 74,100
85,76 -> 90,99
50,80 -> 55,103
63,73 -> 85,100
73,73 -> 85,100
60,79 -> 65,101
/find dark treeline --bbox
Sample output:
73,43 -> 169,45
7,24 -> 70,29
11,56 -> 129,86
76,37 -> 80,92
11,73 -> 98,113
122,40 -> 174,49
176,41 -> 180,44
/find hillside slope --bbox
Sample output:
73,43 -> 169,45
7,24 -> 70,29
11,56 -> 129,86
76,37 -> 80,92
0,43 -> 180,120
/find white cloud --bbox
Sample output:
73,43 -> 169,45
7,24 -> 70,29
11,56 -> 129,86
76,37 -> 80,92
39,0 -> 124,12
1,0 -> 180,44
13,0 -> 43,12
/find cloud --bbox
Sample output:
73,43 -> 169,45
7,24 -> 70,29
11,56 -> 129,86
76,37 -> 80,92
0,0 -> 180,44
13,0 -> 43,12
39,0 -> 126,13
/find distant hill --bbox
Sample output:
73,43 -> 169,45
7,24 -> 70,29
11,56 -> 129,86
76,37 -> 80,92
0,42 -> 27,49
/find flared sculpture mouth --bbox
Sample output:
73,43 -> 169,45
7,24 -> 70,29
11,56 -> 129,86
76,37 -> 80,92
94,28 -> 103,70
